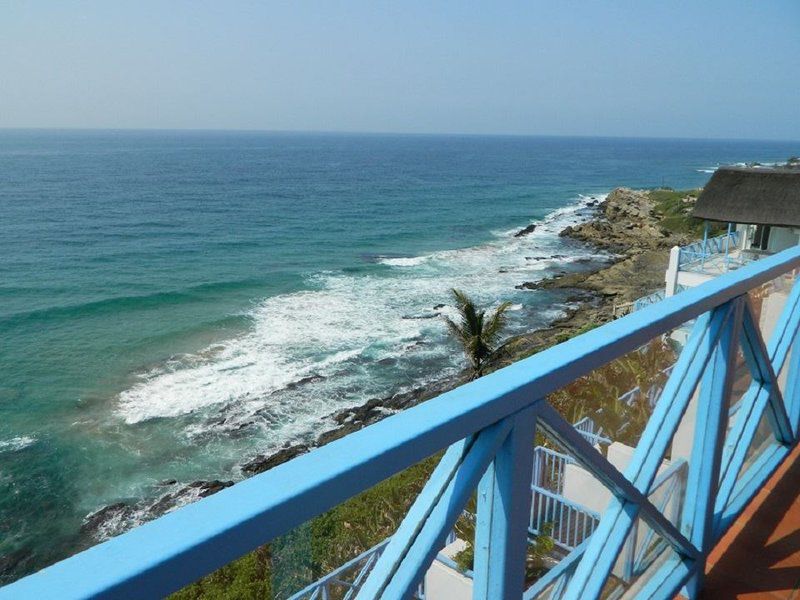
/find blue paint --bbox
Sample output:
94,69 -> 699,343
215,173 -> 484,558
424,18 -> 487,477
3,247 -> 800,599
473,407 -> 537,599
680,298 -> 741,597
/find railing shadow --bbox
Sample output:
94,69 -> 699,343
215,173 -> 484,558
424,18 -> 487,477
701,444 -> 800,599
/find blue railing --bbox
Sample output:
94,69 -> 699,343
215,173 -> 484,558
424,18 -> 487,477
525,457 -> 688,599
571,416 -> 611,448
616,363 -> 674,409
4,246 -> 800,599
678,230 -> 743,274
633,286 -> 688,312
633,289 -> 666,311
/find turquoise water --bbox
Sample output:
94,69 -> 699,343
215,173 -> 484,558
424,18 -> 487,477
0,130 -> 797,580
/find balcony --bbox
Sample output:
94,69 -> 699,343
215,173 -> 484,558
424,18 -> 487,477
3,247 -> 800,599
678,231 -> 746,274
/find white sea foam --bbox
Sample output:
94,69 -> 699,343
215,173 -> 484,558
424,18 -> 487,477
379,256 -> 430,267
116,194 -> 609,440
0,436 -> 37,453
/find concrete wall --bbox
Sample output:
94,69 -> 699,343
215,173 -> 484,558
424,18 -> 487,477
424,539 -> 473,600
561,442 -> 656,515
767,227 -> 800,254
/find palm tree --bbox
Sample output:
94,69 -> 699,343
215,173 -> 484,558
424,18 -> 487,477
442,289 -> 512,378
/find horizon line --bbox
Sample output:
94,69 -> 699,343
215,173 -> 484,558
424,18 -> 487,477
1,126 -> 799,145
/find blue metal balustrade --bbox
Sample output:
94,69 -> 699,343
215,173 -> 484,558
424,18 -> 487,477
678,230 -> 747,274
4,246 -> 800,599
291,419 -> 607,600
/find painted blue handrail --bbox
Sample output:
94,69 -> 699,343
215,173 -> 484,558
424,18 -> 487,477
525,457 -> 688,598
3,246 -> 800,599
678,230 -> 747,274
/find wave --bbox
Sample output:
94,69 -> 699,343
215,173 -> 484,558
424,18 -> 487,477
115,193 -> 610,448
0,278 -> 265,326
378,256 -> 430,267
0,436 -> 37,453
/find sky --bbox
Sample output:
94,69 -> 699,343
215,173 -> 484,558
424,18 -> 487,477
1,1 -> 799,140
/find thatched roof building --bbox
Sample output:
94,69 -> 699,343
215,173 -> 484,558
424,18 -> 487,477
692,167 -> 800,228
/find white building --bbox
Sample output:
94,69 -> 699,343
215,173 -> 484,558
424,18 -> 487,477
665,166 -> 800,296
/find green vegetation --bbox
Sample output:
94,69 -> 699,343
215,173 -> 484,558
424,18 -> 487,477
171,457 -> 439,600
453,511 -> 555,582
647,188 -> 719,237
548,337 -> 677,446
442,289 -> 512,379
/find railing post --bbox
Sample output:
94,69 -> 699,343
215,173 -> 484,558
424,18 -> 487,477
473,406 -> 537,600
783,328 -> 800,437
724,223 -> 732,271
666,246 -> 681,297
681,298 -> 743,598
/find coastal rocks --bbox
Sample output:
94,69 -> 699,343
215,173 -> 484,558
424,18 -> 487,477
81,479 -> 234,542
242,444 -> 310,476
516,272 -> 590,291
317,377 -> 464,446
0,547 -> 34,580
514,223 -> 537,237
558,188 -> 686,255
81,502 -> 137,539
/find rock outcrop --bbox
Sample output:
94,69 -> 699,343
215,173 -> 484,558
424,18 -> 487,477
514,223 -> 537,237
559,188 -> 681,255
81,479 -> 234,542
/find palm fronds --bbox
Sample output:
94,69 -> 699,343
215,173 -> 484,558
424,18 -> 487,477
442,289 -> 511,378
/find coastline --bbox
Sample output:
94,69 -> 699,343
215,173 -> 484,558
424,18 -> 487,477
80,187 -> 697,541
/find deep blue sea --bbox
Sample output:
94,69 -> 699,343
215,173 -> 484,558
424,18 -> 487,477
0,130 -> 797,580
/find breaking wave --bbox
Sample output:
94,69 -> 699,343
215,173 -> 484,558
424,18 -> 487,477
116,194 -> 609,450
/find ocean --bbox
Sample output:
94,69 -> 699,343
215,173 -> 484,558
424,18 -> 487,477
0,130 -> 797,581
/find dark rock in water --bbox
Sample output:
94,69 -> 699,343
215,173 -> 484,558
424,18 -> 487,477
0,547 -> 34,578
147,480 -> 234,517
231,420 -> 256,432
242,445 -> 310,476
515,281 -> 539,291
81,502 -> 134,535
514,223 -> 537,238
559,226 -> 574,237
433,304 -> 446,310
284,374 -> 324,391
157,479 -> 178,486
322,377 -> 464,448
402,313 -> 438,320
82,479 -> 239,544
188,480 -> 234,498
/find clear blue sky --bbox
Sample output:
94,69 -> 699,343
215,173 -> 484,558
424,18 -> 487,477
2,1 -> 799,139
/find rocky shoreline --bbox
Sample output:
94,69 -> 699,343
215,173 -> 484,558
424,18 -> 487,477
82,187 -> 697,541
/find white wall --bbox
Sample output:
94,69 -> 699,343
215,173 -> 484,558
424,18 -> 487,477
767,227 -> 800,254
424,562 -> 472,600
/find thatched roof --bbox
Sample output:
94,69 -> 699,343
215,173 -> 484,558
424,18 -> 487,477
693,167 -> 800,227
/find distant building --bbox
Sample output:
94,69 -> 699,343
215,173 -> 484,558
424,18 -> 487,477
664,166 -> 800,296
695,166 -> 800,253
